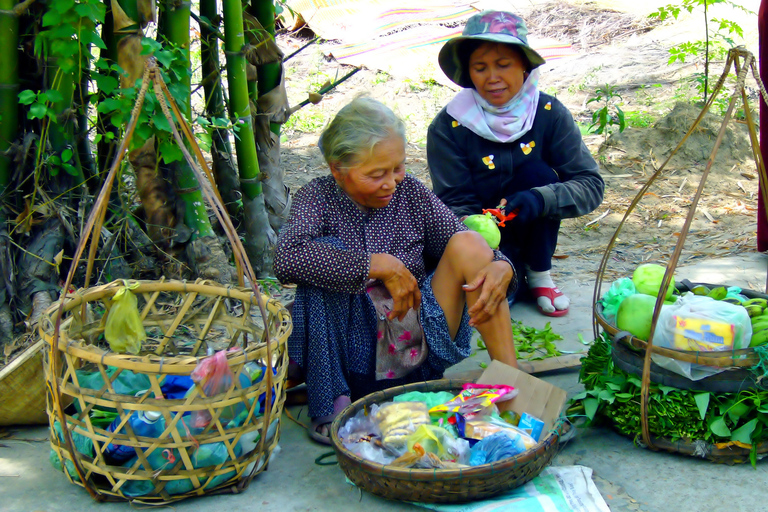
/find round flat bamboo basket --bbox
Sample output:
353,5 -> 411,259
330,379 -> 564,503
0,339 -> 48,426
40,278 -> 290,504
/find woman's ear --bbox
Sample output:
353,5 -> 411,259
329,161 -> 343,182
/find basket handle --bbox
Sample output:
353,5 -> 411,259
48,58 -> 276,498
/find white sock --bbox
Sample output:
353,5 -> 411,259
526,267 -> 570,312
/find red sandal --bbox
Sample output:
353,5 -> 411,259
529,287 -> 569,317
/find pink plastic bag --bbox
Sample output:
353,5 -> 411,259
190,348 -> 239,428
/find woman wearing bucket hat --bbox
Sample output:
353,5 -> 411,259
427,10 -> 604,317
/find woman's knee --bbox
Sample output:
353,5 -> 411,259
443,230 -> 494,267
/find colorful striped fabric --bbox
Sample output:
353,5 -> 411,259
286,0 -> 575,82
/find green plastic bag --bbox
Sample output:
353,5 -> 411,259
104,281 -> 146,354
50,420 -> 95,482
600,277 -> 636,324
394,391 -> 456,411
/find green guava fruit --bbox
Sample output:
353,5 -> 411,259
632,263 -> 675,300
463,213 -> 501,249
616,293 -> 663,341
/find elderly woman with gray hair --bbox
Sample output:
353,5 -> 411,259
274,97 -> 518,445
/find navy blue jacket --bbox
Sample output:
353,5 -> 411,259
427,93 -> 604,219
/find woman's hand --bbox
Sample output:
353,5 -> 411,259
463,260 -> 513,327
369,253 -> 421,321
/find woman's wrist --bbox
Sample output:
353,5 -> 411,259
368,253 -> 398,281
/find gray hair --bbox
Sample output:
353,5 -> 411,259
318,96 -> 406,169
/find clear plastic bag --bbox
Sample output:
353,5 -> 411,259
469,431 -> 530,466
372,401 -> 430,446
406,424 -> 471,465
653,293 -> 752,380
104,281 -> 146,355
428,383 -> 517,416
656,293 -> 752,352
600,277 -> 636,324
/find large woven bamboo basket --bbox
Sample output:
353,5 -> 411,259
594,282 -> 766,370
40,278 -> 291,504
0,339 -> 48,426
330,379 -> 563,503
590,48 -> 768,461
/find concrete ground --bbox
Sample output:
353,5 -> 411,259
3,253 -> 768,512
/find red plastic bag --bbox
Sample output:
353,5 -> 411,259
189,348 -> 240,428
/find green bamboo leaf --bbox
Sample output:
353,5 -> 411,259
62,163 -> 79,176
93,73 -> 119,95
694,392 -> 710,421
583,398 -> 599,420
159,141 -> 183,163
97,98 -> 123,114
155,50 -> 175,69
61,148 -> 73,162
709,416 -> 731,437
135,123 -> 153,143
731,418 -> 758,444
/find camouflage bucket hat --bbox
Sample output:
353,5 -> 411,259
438,11 -> 546,88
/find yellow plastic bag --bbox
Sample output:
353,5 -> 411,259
406,424 -> 452,459
104,281 -> 146,354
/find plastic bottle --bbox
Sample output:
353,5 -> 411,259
105,410 -> 165,462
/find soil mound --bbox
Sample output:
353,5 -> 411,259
603,102 -> 756,174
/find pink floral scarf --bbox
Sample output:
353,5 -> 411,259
446,68 -> 541,143
366,282 -> 428,380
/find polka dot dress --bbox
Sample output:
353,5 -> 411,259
274,174 -> 516,420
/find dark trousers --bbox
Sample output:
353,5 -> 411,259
498,159 -> 561,293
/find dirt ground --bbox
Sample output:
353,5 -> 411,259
276,0 -> 763,287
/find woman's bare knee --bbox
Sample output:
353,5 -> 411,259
443,231 -> 494,271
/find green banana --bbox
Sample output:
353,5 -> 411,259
743,298 -> 768,309
722,297 -> 744,306
750,317 -> 768,332
707,286 -> 728,300
745,305 -> 765,318
691,285 -> 711,296
750,328 -> 768,347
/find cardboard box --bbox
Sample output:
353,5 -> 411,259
475,360 -> 568,442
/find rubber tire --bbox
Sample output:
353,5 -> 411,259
611,336 -> 760,394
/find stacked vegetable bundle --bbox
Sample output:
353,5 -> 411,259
569,334 -> 768,465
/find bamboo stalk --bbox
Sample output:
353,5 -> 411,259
221,0 -> 259,197
160,0 -> 214,239
222,0 -> 276,276
199,0 -> 241,215
0,0 -> 18,195
248,0 -> 280,136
